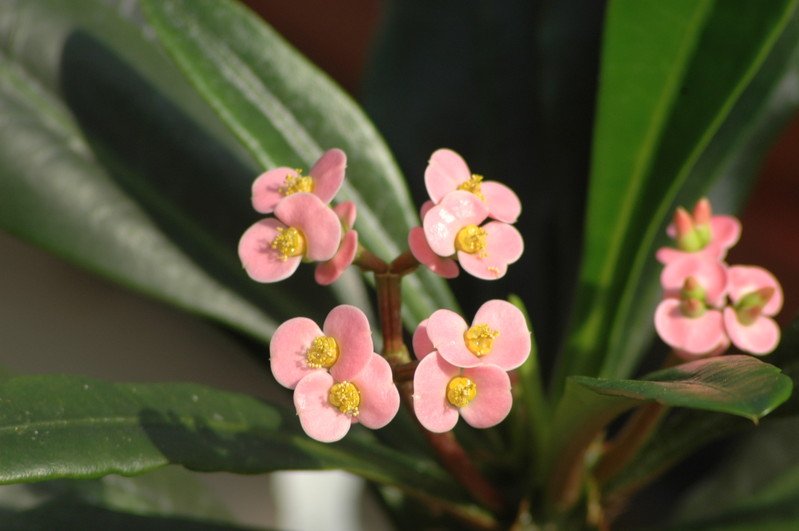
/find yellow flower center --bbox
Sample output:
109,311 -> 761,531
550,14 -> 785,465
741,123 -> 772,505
306,336 -> 340,368
279,170 -> 315,196
455,225 -> 488,256
447,376 -> 477,407
270,227 -> 306,261
329,381 -> 360,416
457,174 -> 486,201
464,324 -> 500,357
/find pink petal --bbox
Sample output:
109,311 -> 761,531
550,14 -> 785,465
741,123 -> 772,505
425,148 -> 471,203
408,226 -> 460,278
274,193 -> 342,261
353,354 -> 400,429
412,353 -> 461,433
419,200 -> 435,220
673,335 -> 730,361
412,319 -> 435,360
294,371 -> 352,443
459,365 -> 512,429
269,317 -> 325,389
238,218 -> 302,282
324,304 -> 374,382
471,300 -> 531,370
427,309 -> 474,367
723,308 -> 781,355
660,256 -> 728,308
655,244 -> 726,265
710,215 -> 741,250
315,230 -> 359,285
727,265 -> 783,316
654,299 -> 727,355
309,148 -> 347,204
423,191 -> 488,257
332,201 -> 357,230
251,167 -> 297,214
482,181 -> 522,223
458,221 -> 523,280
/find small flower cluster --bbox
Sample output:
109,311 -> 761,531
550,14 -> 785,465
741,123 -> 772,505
238,149 -> 358,285
654,198 -> 783,358
411,300 -> 531,432
269,305 -> 400,442
409,149 -> 524,279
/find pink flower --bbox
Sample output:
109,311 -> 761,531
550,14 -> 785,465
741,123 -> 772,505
654,298 -> 728,358
412,353 -> 512,433
424,300 -> 531,370
412,319 -> 435,360
660,255 -> 728,308
251,149 -> 346,214
315,202 -> 359,285
269,305 -> 373,389
294,353 -> 400,442
239,193 -> 342,282
656,198 -> 741,264
408,227 -> 460,279
425,148 -> 521,223
722,265 -> 783,355
420,191 -> 523,280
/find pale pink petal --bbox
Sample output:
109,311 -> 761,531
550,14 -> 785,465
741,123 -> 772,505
709,215 -> 741,250
412,319 -> 435,360
660,256 -> 728,307
275,193 -> 342,261
423,191 -> 489,257
353,354 -> 400,429
315,230 -> 359,285
310,148 -> 347,204
673,335 -> 730,360
427,309 -> 474,367
332,201 -> 357,230
412,353 -> 461,433
459,365 -> 512,429
654,299 -> 727,355
324,305 -> 373,382
458,221 -> 523,280
723,308 -> 781,355
269,317 -> 324,389
419,200 -> 435,220
238,218 -> 302,282
481,181 -> 522,223
425,148 -> 471,203
472,300 -> 531,370
727,265 -> 783,316
655,244 -> 726,265
408,227 -> 460,278
294,371 -> 352,442
251,167 -> 298,214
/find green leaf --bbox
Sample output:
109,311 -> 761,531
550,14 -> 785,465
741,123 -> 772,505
545,355 -> 792,509
0,374 -> 466,507
556,0 -> 799,390
141,0 -> 457,325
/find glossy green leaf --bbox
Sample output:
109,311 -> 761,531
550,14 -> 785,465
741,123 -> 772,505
0,374 -> 466,507
545,355 -> 792,507
557,0 -> 799,390
141,0 -> 457,325
0,0 -> 373,343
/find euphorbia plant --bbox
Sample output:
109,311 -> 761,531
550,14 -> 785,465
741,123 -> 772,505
0,0 -> 798,529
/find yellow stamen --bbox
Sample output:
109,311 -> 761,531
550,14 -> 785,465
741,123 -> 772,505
270,227 -> 306,261
464,324 -> 500,357
455,225 -> 488,256
458,174 -> 486,201
447,376 -> 477,407
329,381 -> 360,416
279,170 -> 315,196
306,336 -> 340,368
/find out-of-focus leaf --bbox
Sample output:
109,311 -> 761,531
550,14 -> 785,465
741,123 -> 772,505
545,355 -> 792,509
556,0 -> 799,391
0,374 -> 468,509
141,0 -> 457,326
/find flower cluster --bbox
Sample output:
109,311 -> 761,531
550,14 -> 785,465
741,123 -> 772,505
238,149 -> 358,285
654,198 -> 783,358
411,300 -> 531,432
269,305 -> 400,442
409,149 -> 524,279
